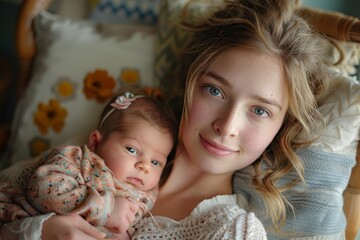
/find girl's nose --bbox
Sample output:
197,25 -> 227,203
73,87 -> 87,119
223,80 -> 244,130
135,161 -> 150,173
212,106 -> 242,137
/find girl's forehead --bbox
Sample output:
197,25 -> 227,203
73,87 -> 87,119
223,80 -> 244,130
209,46 -> 286,81
202,46 -> 289,108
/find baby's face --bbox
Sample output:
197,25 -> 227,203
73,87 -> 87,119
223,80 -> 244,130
96,117 -> 173,191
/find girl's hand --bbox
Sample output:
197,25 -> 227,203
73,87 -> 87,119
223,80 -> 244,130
42,214 -> 106,240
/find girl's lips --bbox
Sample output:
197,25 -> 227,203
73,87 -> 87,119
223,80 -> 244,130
200,135 -> 237,156
126,177 -> 143,187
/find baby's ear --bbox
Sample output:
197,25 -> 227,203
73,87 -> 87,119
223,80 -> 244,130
88,130 -> 102,151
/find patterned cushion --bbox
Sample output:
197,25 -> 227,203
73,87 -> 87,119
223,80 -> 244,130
5,11 -> 156,165
90,0 -> 160,25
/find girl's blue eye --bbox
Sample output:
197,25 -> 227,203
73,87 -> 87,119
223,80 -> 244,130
253,107 -> 270,117
126,147 -> 138,156
151,160 -> 160,166
204,85 -> 222,98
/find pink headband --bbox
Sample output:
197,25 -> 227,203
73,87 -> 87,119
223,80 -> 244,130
99,91 -> 144,129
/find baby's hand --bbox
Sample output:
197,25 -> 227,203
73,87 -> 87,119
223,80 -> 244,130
105,197 -> 139,234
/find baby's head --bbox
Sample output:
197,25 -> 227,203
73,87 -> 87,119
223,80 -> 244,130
88,91 -> 178,191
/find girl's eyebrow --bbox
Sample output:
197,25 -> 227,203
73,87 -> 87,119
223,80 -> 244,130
252,95 -> 283,111
204,71 -> 231,87
204,71 -> 283,111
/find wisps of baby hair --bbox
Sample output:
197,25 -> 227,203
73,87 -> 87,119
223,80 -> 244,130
98,91 -> 144,129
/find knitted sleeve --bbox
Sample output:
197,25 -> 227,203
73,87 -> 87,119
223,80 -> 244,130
25,145 -> 116,226
235,211 -> 267,240
0,158 -> 40,221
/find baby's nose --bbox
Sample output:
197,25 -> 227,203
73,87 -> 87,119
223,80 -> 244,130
135,161 -> 150,173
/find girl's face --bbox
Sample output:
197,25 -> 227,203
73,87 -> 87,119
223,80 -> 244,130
181,46 -> 289,175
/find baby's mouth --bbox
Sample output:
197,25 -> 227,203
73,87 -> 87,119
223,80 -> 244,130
126,177 -> 143,187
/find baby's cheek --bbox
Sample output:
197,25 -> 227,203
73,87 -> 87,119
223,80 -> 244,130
146,173 -> 161,190
106,161 -> 128,182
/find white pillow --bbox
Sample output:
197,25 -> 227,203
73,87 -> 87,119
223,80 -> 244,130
312,69 -> 360,155
292,68 -> 360,156
6,11 -> 156,165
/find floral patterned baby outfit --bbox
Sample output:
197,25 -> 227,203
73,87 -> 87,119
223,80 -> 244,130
0,145 -> 157,226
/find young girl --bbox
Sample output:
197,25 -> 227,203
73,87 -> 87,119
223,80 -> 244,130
1,0 -> 334,239
0,91 -> 177,239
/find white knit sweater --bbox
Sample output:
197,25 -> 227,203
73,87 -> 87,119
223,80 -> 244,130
132,194 -> 267,240
1,195 -> 266,240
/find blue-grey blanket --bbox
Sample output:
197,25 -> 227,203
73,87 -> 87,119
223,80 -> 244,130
234,147 -> 356,239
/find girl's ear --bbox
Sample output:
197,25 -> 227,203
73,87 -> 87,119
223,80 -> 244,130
88,130 -> 102,152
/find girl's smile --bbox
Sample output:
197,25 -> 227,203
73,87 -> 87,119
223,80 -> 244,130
199,134 -> 239,156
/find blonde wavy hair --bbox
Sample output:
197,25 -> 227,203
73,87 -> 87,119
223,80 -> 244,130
171,0 -> 330,231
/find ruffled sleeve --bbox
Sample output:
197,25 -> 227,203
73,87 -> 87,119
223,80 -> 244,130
1,213 -> 54,240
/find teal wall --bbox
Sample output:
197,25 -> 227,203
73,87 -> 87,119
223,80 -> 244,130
302,0 -> 360,18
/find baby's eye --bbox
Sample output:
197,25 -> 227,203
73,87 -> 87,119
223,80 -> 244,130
252,106 -> 270,117
204,85 -> 223,98
125,147 -> 138,156
151,160 -> 161,167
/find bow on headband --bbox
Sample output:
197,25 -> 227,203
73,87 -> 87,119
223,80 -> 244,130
99,92 -> 144,128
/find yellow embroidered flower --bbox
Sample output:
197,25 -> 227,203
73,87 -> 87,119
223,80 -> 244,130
53,78 -> 78,101
29,137 -> 50,157
83,69 -> 116,103
34,99 -> 67,134
120,68 -> 140,85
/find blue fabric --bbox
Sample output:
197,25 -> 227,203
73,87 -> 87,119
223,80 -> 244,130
234,147 -> 356,239
90,0 -> 160,25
